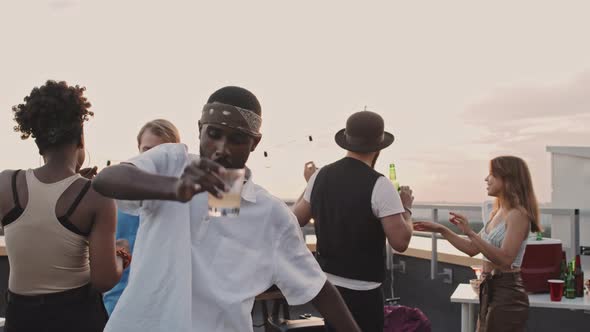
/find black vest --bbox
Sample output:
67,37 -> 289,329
310,157 -> 386,282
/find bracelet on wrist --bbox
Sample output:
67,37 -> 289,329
116,247 -> 132,270
404,207 -> 413,216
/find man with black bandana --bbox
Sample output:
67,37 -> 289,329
93,86 -> 361,332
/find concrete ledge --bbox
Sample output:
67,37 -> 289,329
396,236 -> 483,267
398,246 -> 483,267
305,234 -> 483,268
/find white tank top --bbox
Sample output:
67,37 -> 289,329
4,169 -> 91,295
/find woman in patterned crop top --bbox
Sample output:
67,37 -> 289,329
414,156 -> 541,332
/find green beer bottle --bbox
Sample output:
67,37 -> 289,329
560,251 -> 568,295
565,261 -> 576,299
389,163 -> 400,192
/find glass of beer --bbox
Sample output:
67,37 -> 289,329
208,168 -> 246,217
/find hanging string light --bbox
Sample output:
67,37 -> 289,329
260,117 -> 343,159
105,159 -> 123,167
259,117 -> 346,167
258,108 -> 369,168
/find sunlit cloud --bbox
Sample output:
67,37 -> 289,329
457,72 -> 590,203
464,71 -> 590,124
48,0 -> 78,10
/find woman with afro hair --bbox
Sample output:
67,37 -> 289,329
0,80 -> 129,332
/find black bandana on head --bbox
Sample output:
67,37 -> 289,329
200,102 -> 262,137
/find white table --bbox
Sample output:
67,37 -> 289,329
450,283 -> 590,332
450,285 -> 478,332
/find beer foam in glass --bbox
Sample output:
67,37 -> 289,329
208,168 -> 246,217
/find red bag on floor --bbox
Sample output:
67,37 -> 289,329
383,305 -> 431,332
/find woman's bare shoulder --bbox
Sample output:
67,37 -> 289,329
0,169 -> 20,193
0,170 -> 21,214
505,208 -> 529,226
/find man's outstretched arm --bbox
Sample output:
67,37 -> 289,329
93,158 -> 227,202
311,281 -> 361,332
93,164 -> 178,201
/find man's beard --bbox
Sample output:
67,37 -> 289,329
200,147 -> 234,169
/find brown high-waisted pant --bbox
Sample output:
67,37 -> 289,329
477,271 -> 529,332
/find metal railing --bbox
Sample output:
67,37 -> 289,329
410,204 -> 581,282
288,199 -> 582,291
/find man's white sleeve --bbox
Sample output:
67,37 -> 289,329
302,170 -> 319,203
272,205 -> 327,305
371,176 -> 405,218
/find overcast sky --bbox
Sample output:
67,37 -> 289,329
2,1 -> 590,203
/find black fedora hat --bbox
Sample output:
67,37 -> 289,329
334,111 -> 394,153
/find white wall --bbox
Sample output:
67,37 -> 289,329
551,153 -> 590,208
550,150 -> 590,262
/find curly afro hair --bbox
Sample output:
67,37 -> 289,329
12,80 -> 93,155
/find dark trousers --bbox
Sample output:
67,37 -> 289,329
325,285 -> 384,332
5,284 -> 108,332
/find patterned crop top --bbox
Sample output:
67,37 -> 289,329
480,219 -> 529,268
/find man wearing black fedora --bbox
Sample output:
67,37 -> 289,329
293,110 -> 414,332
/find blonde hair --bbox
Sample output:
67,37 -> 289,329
137,119 -> 180,146
490,156 -> 541,233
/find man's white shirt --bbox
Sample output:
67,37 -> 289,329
106,143 -> 327,332
303,168 -> 404,291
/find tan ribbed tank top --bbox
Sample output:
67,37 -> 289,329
4,169 -> 91,295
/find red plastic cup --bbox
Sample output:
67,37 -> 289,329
548,279 -> 564,302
